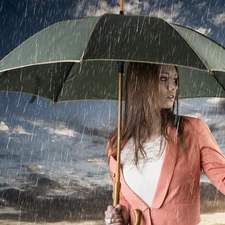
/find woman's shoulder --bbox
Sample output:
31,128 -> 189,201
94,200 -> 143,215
181,115 -> 200,122
181,115 -> 206,125
181,116 -> 210,134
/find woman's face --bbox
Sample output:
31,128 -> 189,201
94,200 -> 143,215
157,65 -> 178,109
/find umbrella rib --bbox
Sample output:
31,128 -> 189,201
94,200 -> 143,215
172,23 -> 225,51
53,62 -> 74,103
0,60 -> 81,73
80,13 -> 109,61
168,23 -> 210,71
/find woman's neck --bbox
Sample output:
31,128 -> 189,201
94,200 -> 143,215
145,115 -> 162,142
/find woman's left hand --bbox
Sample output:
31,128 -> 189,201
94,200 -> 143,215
105,204 -> 126,225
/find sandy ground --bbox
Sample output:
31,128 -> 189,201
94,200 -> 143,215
0,221 -> 105,225
200,213 -> 225,225
0,214 -> 225,225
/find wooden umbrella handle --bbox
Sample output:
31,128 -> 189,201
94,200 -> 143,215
114,68 -> 142,225
133,209 -> 142,225
113,69 -> 123,207
113,181 -> 121,207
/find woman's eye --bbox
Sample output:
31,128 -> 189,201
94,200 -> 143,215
160,76 -> 168,82
159,76 -> 178,85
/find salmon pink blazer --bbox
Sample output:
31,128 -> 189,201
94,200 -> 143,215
107,117 -> 225,225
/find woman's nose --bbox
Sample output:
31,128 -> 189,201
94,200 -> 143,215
168,79 -> 178,90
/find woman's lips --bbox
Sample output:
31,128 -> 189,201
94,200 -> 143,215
167,95 -> 175,101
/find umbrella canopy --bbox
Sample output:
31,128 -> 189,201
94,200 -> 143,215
0,13 -> 225,102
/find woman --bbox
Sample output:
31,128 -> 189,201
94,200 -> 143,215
104,62 -> 225,225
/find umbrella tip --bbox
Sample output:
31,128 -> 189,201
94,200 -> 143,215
209,70 -> 214,75
29,95 -> 36,104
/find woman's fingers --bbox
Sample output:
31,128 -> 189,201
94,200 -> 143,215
105,205 -> 123,225
105,217 -> 123,225
115,204 -> 130,225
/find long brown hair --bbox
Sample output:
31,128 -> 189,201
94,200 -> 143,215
110,62 -> 187,164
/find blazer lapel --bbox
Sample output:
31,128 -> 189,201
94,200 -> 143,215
151,126 -> 178,208
109,155 -> 149,211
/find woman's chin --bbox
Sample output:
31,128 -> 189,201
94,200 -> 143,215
161,104 -> 174,109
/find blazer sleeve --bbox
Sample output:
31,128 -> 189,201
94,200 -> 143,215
198,119 -> 225,194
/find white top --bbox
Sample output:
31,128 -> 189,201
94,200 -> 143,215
121,136 -> 166,207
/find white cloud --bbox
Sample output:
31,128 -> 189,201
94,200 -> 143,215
0,121 -> 32,135
77,0 -> 185,23
13,125 -> 32,135
45,125 -> 77,137
196,2 -> 207,9
17,118 -> 77,138
151,2 -> 184,23
32,119 -> 46,127
194,27 -> 212,36
185,113 -> 202,118
74,0 -> 86,18
14,117 -> 45,128
179,100 -> 194,108
0,121 -> 9,132
206,98 -> 223,104
143,1 -> 150,12
211,11 -> 225,26
80,0 -> 142,17
124,0 -> 142,14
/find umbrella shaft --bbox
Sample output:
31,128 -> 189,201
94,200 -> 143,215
120,0 -> 124,12
114,71 -> 123,206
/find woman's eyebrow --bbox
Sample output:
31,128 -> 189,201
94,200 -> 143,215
160,71 -> 178,77
160,71 -> 169,75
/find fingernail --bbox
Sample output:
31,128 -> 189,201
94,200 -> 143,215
114,208 -> 118,212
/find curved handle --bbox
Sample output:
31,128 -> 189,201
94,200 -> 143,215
133,209 -> 142,225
